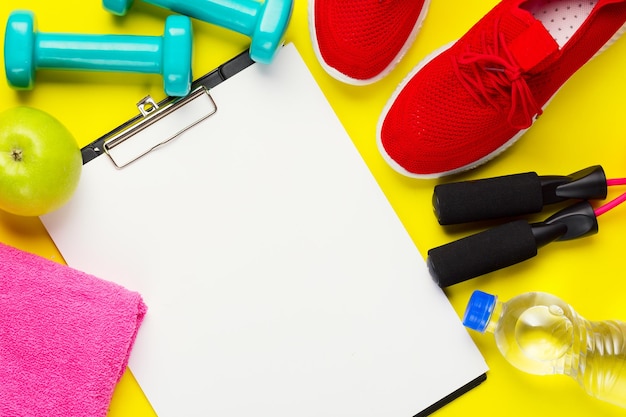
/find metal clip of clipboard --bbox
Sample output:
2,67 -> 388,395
80,48 -> 255,166
102,86 -> 217,169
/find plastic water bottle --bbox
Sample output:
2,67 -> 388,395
463,290 -> 626,409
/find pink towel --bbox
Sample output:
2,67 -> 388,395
0,242 -> 147,417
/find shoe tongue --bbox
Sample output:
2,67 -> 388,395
507,18 -> 559,72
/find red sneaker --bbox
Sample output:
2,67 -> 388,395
309,0 -> 430,85
377,0 -> 626,178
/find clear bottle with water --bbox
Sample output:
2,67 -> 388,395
463,290 -> 626,409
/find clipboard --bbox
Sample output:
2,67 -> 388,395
41,43 -> 488,417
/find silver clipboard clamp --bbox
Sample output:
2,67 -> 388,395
102,87 -> 217,169
80,48 -> 255,167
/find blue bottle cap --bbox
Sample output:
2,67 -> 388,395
463,290 -> 497,333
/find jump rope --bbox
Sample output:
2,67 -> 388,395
427,165 -> 626,287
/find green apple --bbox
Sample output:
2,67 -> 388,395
0,107 -> 82,217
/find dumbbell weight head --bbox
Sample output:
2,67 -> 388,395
4,10 -> 37,89
104,0 -> 134,16
250,0 -> 292,64
162,15 -> 193,96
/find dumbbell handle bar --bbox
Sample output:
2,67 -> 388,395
34,33 -> 165,73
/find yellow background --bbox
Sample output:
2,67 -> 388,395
1,1 -> 626,416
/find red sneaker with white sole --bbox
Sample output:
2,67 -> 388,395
377,0 -> 626,178
309,0 -> 430,85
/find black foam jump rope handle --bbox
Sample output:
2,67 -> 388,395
427,201 -> 598,287
433,172 -> 543,225
433,165 -> 606,225
427,220 -> 538,287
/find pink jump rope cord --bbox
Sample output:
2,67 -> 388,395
595,178 -> 626,217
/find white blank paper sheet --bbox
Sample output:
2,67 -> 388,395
41,44 -> 487,417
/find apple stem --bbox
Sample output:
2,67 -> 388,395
11,148 -> 23,162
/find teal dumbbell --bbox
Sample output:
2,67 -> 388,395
4,10 -> 193,96
103,0 -> 293,64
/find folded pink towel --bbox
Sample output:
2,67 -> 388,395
0,242 -> 147,417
